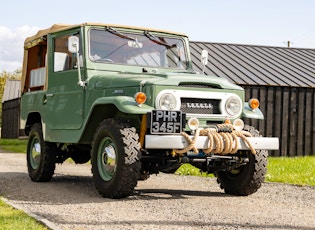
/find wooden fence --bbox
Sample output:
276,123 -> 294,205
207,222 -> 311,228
243,85 -> 315,157
1,98 -> 21,138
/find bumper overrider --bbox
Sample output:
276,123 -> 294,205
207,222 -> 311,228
144,110 -> 279,155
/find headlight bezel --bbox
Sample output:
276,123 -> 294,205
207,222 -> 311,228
155,90 -> 181,110
225,95 -> 243,118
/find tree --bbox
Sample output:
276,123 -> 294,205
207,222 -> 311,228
0,69 -> 22,126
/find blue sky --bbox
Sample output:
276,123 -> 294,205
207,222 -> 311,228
1,0 -> 315,72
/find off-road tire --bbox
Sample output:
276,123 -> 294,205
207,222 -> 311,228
215,125 -> 268,196
26,123 -> 56,182
91,119 -> 141,198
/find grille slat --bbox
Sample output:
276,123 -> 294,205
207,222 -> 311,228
180,98 -> 220,115
178,83 -> 220,89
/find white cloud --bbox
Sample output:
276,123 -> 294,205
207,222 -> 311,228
0,25 -> 40,72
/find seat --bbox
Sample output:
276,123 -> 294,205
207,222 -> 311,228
30,67 -> 46,89
54,52 -> 69,72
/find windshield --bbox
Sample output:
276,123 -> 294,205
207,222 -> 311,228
88,28 -> 188,70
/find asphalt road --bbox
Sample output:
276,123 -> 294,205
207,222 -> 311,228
0,152 -> 314,230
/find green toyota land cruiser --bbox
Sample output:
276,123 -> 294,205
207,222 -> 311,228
20,23 -> 278,198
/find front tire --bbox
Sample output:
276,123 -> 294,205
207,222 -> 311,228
26,123 -> 56,182
215,125 -> 268,196
91,119 -> 141,198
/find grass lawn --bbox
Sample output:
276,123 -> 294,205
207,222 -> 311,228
0,199 -> 47,230
0,138 -> 27,153
266,156 -> 315,186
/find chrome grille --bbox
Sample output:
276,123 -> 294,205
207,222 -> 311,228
180,98 -> 220,115
178,83 -> 220,89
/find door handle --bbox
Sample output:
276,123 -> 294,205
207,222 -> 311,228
43,93 -> 54,104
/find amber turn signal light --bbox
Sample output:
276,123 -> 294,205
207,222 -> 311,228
224,119 -> 231,124
135,92 -> 147,105
248,98 -> 259,109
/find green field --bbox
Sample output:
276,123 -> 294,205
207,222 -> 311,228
0,199 -> 47,230
0,138 -> 27,153
266,156 -> 315,186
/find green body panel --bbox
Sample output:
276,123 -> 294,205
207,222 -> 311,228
20,24 -> 264,144
242,103 -> 264,119
45,70 -> 85,130
89,70 -> 243,90
90,96 -> 154,114
20,91 -> 46,129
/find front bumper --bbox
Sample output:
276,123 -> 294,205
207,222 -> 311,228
145,135 -> 279,151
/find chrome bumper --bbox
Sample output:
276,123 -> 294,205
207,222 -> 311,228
145,135 -> 279,150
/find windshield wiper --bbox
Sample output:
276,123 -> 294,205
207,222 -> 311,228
144,30 -> 174,48
106,26 -> 136,41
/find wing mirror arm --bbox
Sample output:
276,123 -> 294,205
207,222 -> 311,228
68,36 -> 85,87
201,50 -> 208,75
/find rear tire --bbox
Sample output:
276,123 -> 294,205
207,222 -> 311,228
215,125 -> 268,196
91,119 -> 141,198
26,123 -> 56,182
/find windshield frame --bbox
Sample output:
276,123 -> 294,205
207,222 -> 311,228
87,27 -> 189,70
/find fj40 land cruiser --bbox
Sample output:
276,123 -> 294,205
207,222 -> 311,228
20,23 -> 279,198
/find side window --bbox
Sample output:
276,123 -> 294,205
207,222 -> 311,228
25,41 -> 47,92
53,33 -> 81,72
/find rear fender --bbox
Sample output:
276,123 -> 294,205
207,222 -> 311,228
24,112 -> 42,135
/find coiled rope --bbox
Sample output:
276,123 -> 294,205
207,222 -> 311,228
172,124 -> 256,156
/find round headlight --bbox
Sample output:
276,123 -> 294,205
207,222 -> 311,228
156,92 -> 179,110
225,96 -> 242,117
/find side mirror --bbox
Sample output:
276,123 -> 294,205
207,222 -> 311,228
67,36 -> 85,87
201,50 -> 208,65
201,50 -> 208,74
68,36 -> 79,53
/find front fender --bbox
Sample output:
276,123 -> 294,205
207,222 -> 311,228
92,96 -> 154,114
242,103 -> 264,120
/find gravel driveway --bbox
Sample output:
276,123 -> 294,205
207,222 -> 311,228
0,152 -> 314,230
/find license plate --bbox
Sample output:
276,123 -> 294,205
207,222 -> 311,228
150,110 -> 182,134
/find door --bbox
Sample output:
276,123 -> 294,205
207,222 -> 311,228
45,32 -> 85,130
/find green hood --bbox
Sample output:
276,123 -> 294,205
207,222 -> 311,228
91,71 -> 243,91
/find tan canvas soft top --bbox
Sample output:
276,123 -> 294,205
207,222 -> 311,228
24,22 -> 187,49
24,24 -> 79,49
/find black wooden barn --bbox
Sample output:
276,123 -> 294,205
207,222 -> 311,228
1,79 -> 22,138
190,41 -> 315,156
